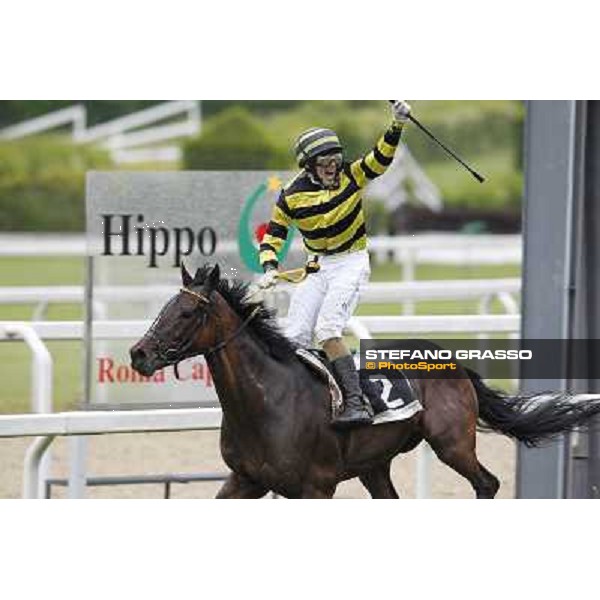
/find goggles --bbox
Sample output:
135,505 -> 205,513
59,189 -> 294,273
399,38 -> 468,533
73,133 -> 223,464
314,153 -> 343,169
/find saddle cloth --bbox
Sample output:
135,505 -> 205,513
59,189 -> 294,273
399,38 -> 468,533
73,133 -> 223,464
296,349 -> 423,426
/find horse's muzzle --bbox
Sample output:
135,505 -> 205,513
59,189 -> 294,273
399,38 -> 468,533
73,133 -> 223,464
130,344 -> 159,377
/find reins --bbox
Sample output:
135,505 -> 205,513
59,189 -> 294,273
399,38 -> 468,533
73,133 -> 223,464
275,267 -> 310,284
246,262 -> 320,302
277,260 -> 320,283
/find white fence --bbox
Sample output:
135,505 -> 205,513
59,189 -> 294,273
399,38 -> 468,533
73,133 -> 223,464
0,314 -> 521,499
0,232 -> 521,318
0,278 -> 521,323
0,232 -> 522,260
0,408 -> 222,499
0,106 -> 87,140
0,232 -> 522,317
0,231 -> 522,498
0,101 -> 201,164
0,279 -> 522,305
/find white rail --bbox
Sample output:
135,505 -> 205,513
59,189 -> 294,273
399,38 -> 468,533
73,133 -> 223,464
0,101 -> 201,165
0,322 -> 53,414
75,101 -> 200,143
0,105 -> 86,140
103,120 -> 200,150
0,278 -> 521,309
0,313 -> 521,499
349,314 -> 520,335
0,408 -> 222,498
0,233 -> 522,262
0,234 -> 86,256
363,278 -> 521,301
0,322 -> 53,497
0,408 -> 222,438
0,279 -> 521,329
0,315 -> 521,342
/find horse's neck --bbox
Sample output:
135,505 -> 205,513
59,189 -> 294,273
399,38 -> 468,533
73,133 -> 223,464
205,300 -> 275,423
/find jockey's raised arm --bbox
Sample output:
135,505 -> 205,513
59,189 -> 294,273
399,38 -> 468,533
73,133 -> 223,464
349,104 -> 409,187
256,102 -> 413,428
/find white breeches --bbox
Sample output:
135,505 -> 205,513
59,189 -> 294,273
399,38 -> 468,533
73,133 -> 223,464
285,250 -> 371,347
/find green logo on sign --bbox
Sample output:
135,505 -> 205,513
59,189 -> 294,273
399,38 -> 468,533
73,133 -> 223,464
237,176 -> 295,273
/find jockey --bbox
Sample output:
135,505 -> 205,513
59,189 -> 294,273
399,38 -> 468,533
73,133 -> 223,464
258,100 -> 411,429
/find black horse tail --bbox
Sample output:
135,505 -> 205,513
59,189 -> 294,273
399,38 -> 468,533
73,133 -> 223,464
465,367 -> 600,447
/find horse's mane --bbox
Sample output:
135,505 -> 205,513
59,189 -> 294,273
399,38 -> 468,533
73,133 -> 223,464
192,265 -> 298,360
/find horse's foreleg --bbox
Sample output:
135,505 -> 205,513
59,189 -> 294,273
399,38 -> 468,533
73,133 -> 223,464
359,462 -> 399,499
216,472 -> 269,499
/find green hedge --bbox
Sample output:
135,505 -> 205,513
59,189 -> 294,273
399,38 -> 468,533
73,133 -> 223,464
0,137 -> 112,231
182,101 -> 523,210
183,107 -> 289,170
441,169 -> 523,209
403,101 -> 524,166
422,147 -> 523,209
264,100 -> 523,162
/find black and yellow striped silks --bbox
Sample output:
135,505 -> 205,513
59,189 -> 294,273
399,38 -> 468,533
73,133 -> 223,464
259,124 -> 403,269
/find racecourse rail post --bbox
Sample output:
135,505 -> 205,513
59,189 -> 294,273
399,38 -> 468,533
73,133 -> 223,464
0,322 -> 54,498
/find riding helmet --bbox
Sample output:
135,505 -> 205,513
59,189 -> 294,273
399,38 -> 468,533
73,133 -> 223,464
294,127 -> 342,169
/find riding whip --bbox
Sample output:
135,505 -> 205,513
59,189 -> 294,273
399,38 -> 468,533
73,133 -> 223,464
389,101 -> 486,183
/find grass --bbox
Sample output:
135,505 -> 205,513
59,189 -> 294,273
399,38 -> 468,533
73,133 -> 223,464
364,261 -> 520,317
370,261 -> 520,282
0,256 -> 521,414
0,257 -> 84,412
1,341 -> 83,413
0,256 -> 84,287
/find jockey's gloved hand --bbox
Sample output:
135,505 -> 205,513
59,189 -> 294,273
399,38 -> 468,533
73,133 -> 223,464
391,100 -> 411,125
257,267 -> 278,289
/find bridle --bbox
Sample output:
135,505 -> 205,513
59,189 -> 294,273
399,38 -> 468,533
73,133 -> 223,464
179,287 -> 260,361
142,286 -> 260,379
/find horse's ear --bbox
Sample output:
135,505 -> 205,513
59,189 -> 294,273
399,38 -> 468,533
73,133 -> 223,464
181,262 -> 193,287
207,264 -> 220,289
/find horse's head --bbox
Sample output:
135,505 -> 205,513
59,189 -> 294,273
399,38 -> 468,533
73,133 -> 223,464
130,263 -> 222,376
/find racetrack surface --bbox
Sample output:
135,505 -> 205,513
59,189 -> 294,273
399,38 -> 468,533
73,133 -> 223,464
0,431 -> 515,499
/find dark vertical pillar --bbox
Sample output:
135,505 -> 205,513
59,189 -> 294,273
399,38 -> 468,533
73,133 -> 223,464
519,100 -> 600,498
583,102 -> 600,498
569,101 -> 600,498
517,101 -> 578,498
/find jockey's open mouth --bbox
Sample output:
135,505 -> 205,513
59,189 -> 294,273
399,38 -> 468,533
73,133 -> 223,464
314,152 -> 342,189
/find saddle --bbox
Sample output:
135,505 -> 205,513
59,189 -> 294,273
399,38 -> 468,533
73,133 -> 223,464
296,349 -> 423,426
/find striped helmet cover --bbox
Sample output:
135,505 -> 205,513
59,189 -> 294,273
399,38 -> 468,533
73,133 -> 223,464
294,127 -> 342,168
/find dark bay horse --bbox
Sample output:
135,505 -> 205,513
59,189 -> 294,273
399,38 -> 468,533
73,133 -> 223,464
130,264 -> 600,499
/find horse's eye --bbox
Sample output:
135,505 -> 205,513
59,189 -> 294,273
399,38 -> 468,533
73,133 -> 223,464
182,309 -> 195,319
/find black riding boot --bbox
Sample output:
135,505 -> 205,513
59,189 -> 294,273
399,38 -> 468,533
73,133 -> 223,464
330,355 -> 373,430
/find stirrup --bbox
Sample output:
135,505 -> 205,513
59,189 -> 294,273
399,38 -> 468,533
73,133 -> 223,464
331,403 -> 373,430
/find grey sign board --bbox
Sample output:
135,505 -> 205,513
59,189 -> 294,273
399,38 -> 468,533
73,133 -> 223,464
85,171 -> 298,408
